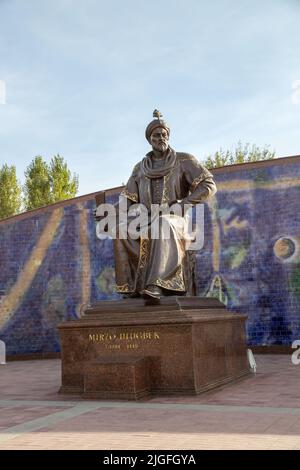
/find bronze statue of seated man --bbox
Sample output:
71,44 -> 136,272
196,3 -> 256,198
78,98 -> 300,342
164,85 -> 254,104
95,110 -> 217,300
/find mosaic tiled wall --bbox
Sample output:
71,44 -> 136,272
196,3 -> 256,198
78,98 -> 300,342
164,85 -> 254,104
0,157 -> 300,355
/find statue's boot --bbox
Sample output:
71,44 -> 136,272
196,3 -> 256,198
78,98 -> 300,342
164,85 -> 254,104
142,285 -> 163,299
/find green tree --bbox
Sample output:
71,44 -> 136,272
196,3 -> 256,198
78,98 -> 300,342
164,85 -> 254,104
49,154 -> 78,203
24,154 -> 79,210
0,164 -> 22,219
24,156 -> 52,210
203,141 -> 276,169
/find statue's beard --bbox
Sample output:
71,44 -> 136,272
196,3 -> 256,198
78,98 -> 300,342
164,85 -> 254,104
154,141 -> 168,152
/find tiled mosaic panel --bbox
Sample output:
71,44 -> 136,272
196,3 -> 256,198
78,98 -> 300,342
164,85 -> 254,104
0,160 -> 300,354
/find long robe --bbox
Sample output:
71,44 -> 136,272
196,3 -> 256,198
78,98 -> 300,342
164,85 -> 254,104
114,148 -> 217,294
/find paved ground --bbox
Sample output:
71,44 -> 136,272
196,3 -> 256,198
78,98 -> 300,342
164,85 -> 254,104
0,355 -> 300,449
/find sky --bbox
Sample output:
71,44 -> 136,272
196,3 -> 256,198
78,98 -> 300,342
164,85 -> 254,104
0,0 -> 300,196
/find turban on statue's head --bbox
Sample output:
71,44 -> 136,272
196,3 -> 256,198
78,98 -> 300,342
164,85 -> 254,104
145,110 -> 170,143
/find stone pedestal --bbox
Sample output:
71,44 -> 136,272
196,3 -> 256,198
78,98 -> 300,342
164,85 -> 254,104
58,297 -> 250,400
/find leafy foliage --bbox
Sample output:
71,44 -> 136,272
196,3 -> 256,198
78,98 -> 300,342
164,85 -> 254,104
24,156 -> 52,210
24,154 -> 78,210
49,154 -> 78,203
203,141 -> 276,169
0,164 -> 22,219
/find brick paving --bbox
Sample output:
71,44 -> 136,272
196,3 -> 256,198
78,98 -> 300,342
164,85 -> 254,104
0,355 -> 300,449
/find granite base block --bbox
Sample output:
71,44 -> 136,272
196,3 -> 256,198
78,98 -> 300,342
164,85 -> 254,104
59,297 -> 250,400
83,357 -> 151,400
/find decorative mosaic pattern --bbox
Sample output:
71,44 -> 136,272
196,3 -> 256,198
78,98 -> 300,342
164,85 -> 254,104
0,159 -> 300,355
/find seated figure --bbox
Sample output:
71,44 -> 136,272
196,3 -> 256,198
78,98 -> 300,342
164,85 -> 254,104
97,110 -> 217,299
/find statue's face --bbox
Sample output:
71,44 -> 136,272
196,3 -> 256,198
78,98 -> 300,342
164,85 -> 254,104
150,127 -> 169,152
